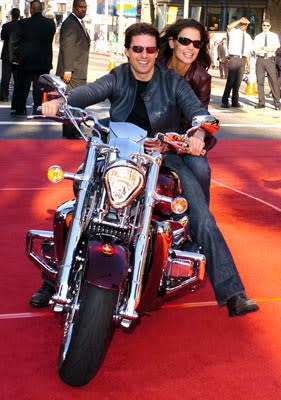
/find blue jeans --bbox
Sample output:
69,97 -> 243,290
163,153 -> 245,305
181,154 -> 211,205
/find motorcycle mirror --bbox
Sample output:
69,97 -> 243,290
191,115 -> 220,135
39,74 -> 67,97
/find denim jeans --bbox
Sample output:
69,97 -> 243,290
163,153 -> 245,305
181,154 -> 211,206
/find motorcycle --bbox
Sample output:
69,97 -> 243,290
26,74 -> 219,386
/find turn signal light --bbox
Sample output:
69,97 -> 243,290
47,165 -> 64,183
171,197 -> 188,214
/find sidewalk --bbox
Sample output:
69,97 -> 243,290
209,67 -> 279,113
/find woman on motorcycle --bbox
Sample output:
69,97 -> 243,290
32,22 -> 258,318
158,18 -> 213,205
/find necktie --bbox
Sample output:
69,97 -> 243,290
241,32 -> 245,56
81,19 -> 90,39
264,33 -> 268,58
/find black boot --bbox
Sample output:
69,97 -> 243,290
227,294 -> 259,317
29,282 -> 55,308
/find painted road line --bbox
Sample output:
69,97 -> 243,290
212,179 -> 281,212
1,297 -> 280,319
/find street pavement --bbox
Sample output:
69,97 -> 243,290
0,47 -> 280,139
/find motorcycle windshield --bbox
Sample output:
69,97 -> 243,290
109,122 -> 147,142
109,122 -> 147,158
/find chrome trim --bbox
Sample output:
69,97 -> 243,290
164,249 -> 206,295
120,153 -> 162,322
26,230 -> 57,278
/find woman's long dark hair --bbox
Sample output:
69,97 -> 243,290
159,18 -> 211,70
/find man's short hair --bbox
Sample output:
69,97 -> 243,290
30,0 -> 43,13
124,23 -> 160,49
73,0 -> 86,8
11,7 -> 20,20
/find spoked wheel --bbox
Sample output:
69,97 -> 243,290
58,278 -> 118,386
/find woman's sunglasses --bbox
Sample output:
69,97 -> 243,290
130,46 -> 158,54
176,37 -> 203,49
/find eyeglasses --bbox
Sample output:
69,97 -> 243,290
130,46 -> 158,54
262,24 -> 270,27
176,37 -> 203,49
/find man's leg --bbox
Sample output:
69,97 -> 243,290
221,58 -> 237,106
256,58 -> 266,106
0,60 -> 11,100
265,58 -> 281,107
62,77 -> 87,138
232,58 -> 245,106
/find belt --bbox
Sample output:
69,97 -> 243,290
229,55 -> 246,59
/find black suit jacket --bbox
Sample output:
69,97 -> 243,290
56,13 -> 90,80
10,12 -> 56,71
1,19 -> 20,61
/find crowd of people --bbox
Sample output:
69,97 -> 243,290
2,2 -> 278,317
1,4 -> 280,113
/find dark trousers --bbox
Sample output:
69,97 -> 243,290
62,77 -> 86,138
221,57 -> 246,106
12,67 -> 50,113
219,60 -> 229,79
256,57 -> 280,106
0,60 -> 18,103
163,153 -> 245,305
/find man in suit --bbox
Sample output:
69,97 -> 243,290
221,17 -> 252,108
217,38 -> 229,79
56,0 -> 90,138
253,19 -> 280,110
10,0 -> 56,115
0,7 -> 20,102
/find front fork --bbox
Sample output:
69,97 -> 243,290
119,153 -> 162,328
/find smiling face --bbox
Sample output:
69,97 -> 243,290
169,27 -> 201,70
125,34 -> 159,81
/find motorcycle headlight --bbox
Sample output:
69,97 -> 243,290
104,164 -> 145,209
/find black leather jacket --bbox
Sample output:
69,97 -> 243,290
68,62 -> 209,134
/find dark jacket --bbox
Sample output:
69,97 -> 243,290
1,19 -> 20,61
56,13 -> 90,80
10,12 -> 55,71
217,43 -> 228,62
276,47 -> 281,71
181,60 -> 211,109
68,62 -> 209,134
159,58 -> 211,109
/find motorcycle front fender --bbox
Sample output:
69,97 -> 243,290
86,240 -> 129,290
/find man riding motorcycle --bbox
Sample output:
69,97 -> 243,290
31,22 -> 258,317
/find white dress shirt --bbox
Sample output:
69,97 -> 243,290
254,31 -> 280,57
228,28 -> 253,57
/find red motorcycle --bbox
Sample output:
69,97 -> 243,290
26,74 -> 219,386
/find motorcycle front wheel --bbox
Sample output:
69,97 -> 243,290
58,283 -> 118,386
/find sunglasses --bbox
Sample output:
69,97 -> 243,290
130,46 -> 158,54
176,37 -> 203,49
262,24 -> 270,27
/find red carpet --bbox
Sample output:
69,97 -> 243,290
0,139 -> 280,399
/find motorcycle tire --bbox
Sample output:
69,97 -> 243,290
58,283 -> 118,386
